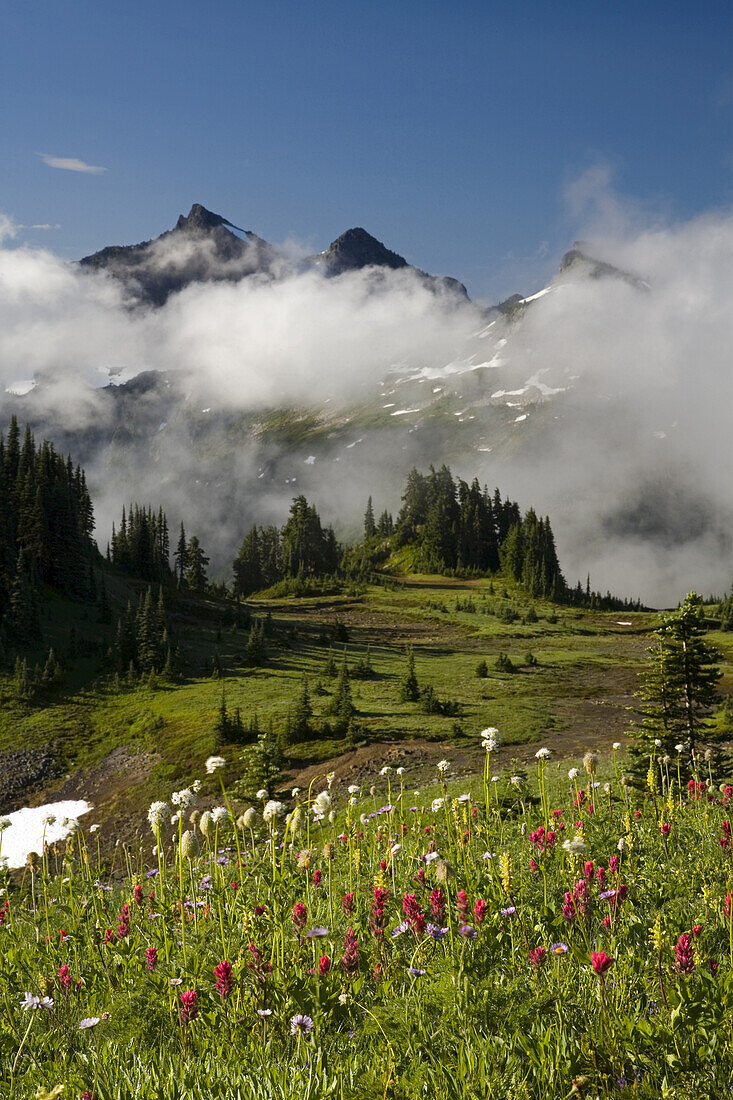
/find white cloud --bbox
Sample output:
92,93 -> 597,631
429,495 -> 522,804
38,153 -> 107,174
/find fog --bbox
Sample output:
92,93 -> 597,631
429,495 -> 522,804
0,190 -> 731,607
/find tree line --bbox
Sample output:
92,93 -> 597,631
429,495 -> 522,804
0,417 -> 95,647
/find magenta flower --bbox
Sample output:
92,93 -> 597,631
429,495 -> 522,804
214,960 -> 233,1000
179,989 -> 198,1024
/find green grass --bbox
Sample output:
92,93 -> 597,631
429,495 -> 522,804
1,573 -> 731,847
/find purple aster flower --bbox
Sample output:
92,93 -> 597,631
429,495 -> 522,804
408,967 -> 426,977
304,927 -> 329,939
427,923 -> 449,940
257,1008 -> 273,1017
598,889 -> 617,901
459,925 -> 478,939
79,1016 -> 101,1029
410,807 -> 418,812
291,1014 -> 314,1034
550,942 -> 569,956
170,978 -> 183,985
392,921 -> 410,938
146,868 -> 159,878
217,855 -> 229,866
500,906 -> 516,917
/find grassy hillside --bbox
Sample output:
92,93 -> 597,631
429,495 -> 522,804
1,572 -> 731,847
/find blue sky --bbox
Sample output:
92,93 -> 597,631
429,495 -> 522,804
2,0 -> 731,299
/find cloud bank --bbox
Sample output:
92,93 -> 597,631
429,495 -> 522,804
38,154 -> 107,174
0,186 -> 731,606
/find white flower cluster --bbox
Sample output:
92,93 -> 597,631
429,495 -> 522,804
147,801 -> 169,834
535,747 -> 552,760
312,791 -> 331,817
436,760 -> 450,774
262,801 -> 284,823
171,788 -> 196,808
211,806 -> 228,824
481,727 -> 501,752
431,797 -> 445,812
562,836 -> 588,856
205,756 -> 226,774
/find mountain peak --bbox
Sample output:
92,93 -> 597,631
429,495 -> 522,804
319,227 -> 408,275
175,204 -> 246,235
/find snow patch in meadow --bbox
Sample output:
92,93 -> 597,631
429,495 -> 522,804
1,801 -> 93,870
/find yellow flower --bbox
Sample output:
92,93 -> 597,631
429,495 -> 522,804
36,1087 -> 64,1099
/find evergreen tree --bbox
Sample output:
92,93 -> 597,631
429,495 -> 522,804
399,646 -> 420,702
174,523 -> 188,587
328,653 -> 355,729
364,496 -> 376,540
628,593 -> 723,781
185,535 -> 209,592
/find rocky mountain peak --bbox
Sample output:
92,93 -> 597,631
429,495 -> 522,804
319,227 -> 409,275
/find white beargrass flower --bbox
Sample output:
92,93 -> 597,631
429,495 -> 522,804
170,812 -> 181,826
256,789 -> 269,801
180,830 -> 200,858
562,836 -> 588,856
192,779 -> 202,793
349,797 -> 358,807
263,800 -> 284,823
675,743 -> 685,753
380,766 -> 392,776
205,756 -> 226,774
510,775 -> 523,788
326,772 -> 336,788
612,742 -> 621,751
396,767 -> 406,776
147,802 -> 169,835
292,788 -> 301,798
431,797 -> 445,812
172,788 -> 196,808
535,748 -> 551,760
436,760 -> 450,773
360,813 -> 368,825
312,791 -> 331,816
199,810 -> 214,839
347,784 -> 360,795
242,807 -> 258,828
211,806 -> 228,824
89,824 -> 100,833
568,768 -> 580,781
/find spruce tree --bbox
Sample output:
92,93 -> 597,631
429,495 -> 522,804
399,646 -> 420,702
628,593 -> 723,782
364,496 -> 376,540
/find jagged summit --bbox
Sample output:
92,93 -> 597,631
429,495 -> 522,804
174,203 -> 248,235
558,242 -> 647,289
318,227 -> 409,275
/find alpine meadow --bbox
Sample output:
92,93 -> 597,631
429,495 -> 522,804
1,3 -> 733,1098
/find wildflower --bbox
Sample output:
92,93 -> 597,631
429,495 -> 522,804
430,887 -> 446,923
583,752 -> 599,775
598,889 -> 617,902
529,946 -> 547,969
180,831 -> 200,859
199,812 -> 215,839
292,902 -> 308,930
257,1008 -> 273,1016
456,889 -> 471,922
396,766 -> 406,776
568,768 -> 580,781
205,756 -> 226,773
79,1016 -> 101,1029
147,802 -> 169,835
241,807 -> 258,828
326,771 -> 336,787
474,898 -> 488,925
674,933 -> 695,975
408,967 -> 426,976
291,1014 -> 314,1035
211,806 -> 228,824
170,978 -> 183,986
562,893 -> 576,921
661,823 -> 671,838
179,990 -> 198,1023
145,947 -> 157,972
431,797 -> 445,813
459,925 -> 477,938
171,788 -> 196,808
262,800 -> 284,823
535,748 -> 551,760
427,923 -> 449,939
319,955 -> 331,975
304,927 -> 329,939
89,824 -> 100,834
312,791 -> 331,817
612,742 -> 621,751
342,892 -> 354,915
436,760 -> 450,773
256,789 -> 269,800
562,836 -> 588,856
434,858 -> 455,885
347,784 -> 360,795
380,766 -> 392,776
500,906 -> 516,917
551,942 -> 569,955
342,927 -> 360,976
21,992 -> 54,1010
312,869 -> 323,887
590,950 -> 614,977
117,904 -> 131,939
510,775 -> 524,788
58,964 -> 72,992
